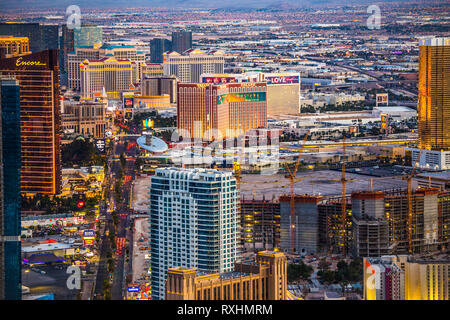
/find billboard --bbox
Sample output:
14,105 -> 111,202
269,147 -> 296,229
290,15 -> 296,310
123,97 -> 134,108
202,76 -> 237,84
266,75 -> 299,85
128,286 -> 140,293
96,139 -> 105,153
83,230 -> 95,238
83,229 -> 95,246
125,108 -> 133,120
376,93 -> 388,106
217,92 -> 266,105
83,238 -> 95,246
142,118 -> 154,128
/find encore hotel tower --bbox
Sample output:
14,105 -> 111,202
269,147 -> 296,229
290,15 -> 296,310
0,50 -> 61,195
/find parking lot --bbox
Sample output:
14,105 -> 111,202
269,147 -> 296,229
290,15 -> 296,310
22,263 -> 80,300
240,169 -> 407,199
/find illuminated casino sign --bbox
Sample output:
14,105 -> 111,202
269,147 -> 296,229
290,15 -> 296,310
266,75 -> 299,85
202,76 -> 237,84
124,97 -> 134,107
83,229 -> 95,246
15,57 -> 46,67
217,92 -> 266,105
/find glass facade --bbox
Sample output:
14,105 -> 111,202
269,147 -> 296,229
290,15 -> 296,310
150,168 -> 238,300
150,38 -> 172,63
0,79 -> 22,300
74,26 -> 103,49
0,50 -> 61,195
171,31 -> 192,55
418,38 -> 450,151
0,23 -> 58,53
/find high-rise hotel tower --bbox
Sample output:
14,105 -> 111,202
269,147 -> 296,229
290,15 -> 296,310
0,78 -> 22,300
408,38 -> 450,170
177,82 -> 267,141
0,50 -> 61,195
150,167 -> 239,300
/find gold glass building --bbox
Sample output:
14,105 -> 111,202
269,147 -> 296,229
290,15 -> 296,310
0,50 -> 61,195
418,38 -> 450,151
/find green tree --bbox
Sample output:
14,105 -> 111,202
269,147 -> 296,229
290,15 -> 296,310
287,261 -> 313,282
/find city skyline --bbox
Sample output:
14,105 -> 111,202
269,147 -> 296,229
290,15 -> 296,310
0,0 -> 448,306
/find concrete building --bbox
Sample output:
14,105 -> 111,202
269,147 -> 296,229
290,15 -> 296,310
171,31 -> 192,55
165,251 -> 286,300
68,44 -> 145,92
0,36 -> 31,59
318,197 -> 352,254
363,256 -> 405,300
141,76 -> 177,104
177,82 -> 267,141
352,191 -> 389,257
62,102 -> 107,138
163,49 -> 224,83
398,256 -> 450,300
240,198 -> 280,251
364,255 -> 449,300
280,195 -> 322,254
413,172 -> 450,191
150,38 -> 172,63
150,168 -> 239,300
143,63 -> 164,78
80,57 -> 135,100
201,72 -> 301,116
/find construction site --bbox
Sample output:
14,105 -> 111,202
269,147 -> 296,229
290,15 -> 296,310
235,135 -> 450,259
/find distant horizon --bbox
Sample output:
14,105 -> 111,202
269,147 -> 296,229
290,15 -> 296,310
0,0 -> 447,11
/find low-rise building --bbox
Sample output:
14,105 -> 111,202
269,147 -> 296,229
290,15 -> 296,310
62,101 -> 107,138
165,251 -> 286,300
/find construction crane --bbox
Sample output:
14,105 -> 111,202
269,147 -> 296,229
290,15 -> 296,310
233,137 -> 244,252
233,162 -> 241,188
341,136 -> 347,256
285,131 -> 310,254
402,149 -> 423,254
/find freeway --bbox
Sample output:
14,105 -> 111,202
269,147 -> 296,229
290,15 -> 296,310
280,137 -> 416,150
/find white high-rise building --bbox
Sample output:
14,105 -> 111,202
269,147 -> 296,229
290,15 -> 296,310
149,167 -> 239,300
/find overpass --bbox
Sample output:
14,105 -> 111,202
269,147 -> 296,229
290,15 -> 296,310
280,138 -> 417,150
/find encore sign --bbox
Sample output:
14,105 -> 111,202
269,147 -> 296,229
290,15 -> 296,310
16,57 -> 46,67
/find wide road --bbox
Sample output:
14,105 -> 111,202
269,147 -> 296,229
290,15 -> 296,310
110,136 -> 138,300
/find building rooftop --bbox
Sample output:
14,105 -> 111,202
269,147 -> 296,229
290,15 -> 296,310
416,171 -> 450,181
22,242 -> 73,253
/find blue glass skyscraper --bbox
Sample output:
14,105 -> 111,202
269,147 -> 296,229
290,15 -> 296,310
0,78 -> 22,300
